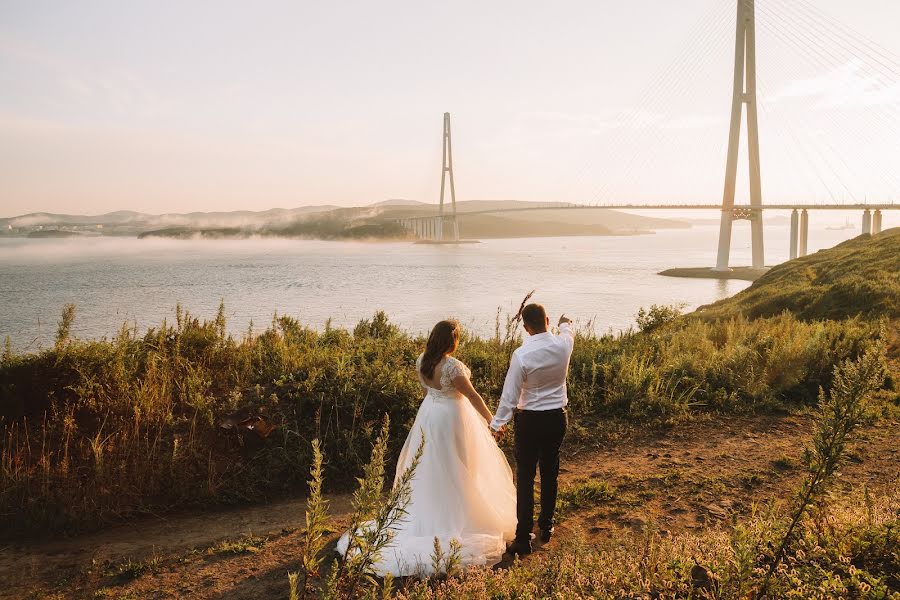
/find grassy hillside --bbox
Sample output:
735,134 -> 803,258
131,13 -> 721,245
697,228 -> 900,321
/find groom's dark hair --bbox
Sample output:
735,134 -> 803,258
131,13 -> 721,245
521,303 -> 547,333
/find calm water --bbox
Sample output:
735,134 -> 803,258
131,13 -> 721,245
0,217 -> 880,351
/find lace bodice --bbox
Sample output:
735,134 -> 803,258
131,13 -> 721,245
416,355 -> 471,398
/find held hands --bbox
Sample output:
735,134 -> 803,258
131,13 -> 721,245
492,426 -> 506,442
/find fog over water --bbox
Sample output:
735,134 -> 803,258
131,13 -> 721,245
0,217 -> 887,351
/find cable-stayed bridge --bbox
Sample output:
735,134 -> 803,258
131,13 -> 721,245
399,0 -> 900,271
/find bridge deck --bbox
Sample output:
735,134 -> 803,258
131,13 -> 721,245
399,203 -> 899,220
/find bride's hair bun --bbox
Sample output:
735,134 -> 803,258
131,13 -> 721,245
420,320 -> 460,379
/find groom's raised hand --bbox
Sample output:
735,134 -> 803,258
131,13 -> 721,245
558,314 -> 572,326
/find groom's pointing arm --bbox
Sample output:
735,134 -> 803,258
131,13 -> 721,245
558,316 -> 575,351
490,353 -> 524,432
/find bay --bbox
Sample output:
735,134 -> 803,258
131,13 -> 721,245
0,217 -> 878,351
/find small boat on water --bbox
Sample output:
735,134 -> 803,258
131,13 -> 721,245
826,218 -> 856,231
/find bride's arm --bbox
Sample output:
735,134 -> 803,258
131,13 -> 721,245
452,374 -> 493,424
414,354 -> 428,392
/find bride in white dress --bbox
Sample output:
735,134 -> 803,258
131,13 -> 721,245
336,320 -> 516,576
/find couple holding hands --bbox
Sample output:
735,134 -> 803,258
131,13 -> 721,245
337,303 -> 574,576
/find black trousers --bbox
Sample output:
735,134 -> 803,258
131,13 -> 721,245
513,407 -> 567,542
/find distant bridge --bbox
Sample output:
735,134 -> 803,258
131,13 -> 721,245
401,202 -> 898,218
398,202 -> 895,258
398,1 -> 900,270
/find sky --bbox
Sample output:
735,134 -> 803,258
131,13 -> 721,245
2,0 -> 900,217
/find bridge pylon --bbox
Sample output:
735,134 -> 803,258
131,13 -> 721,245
716,0 -> 765,271
438,112 -> 460,242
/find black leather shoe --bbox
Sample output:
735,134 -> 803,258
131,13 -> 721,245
506,539 -> 533,556
540,527 -> 554,543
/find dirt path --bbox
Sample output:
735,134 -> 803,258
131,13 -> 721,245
555,414 -> 898,540
5,414 -> 898,599
1,495 -> 355,599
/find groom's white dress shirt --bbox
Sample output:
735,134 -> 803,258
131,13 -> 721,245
490,323 -> 575,431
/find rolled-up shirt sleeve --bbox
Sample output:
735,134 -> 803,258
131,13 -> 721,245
491,352 -> 524,431
560,322 -> 575,351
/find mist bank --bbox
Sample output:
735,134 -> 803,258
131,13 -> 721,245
135,214 -> 645,241
3,200 -> 688,241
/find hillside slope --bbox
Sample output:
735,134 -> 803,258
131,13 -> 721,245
696,228 -> 900,321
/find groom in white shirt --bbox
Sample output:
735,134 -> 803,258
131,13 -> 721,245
491,303 -> 574,556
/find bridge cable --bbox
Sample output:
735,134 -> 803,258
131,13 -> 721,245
589,2 -> 734,205
763,0 -> 900,128
755,3 -> 900,197
571,0 -> 731,204
581,0 -> 730,203
755,6 -> 899,200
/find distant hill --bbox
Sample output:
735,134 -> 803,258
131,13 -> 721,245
695,228 -> 900,321
0,205 -> 340,231
380,201 -> 688,234
3,199 -> 688,240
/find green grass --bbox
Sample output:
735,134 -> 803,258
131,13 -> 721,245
209,534 -> 267,555
697,228 -> 900,321
556,479 -> 616,514
102,555 -> 163,581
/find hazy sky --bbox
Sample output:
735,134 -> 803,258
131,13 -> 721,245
2,0 -> 900,217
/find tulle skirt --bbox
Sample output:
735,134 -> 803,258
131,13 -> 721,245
336,391 -> 517,576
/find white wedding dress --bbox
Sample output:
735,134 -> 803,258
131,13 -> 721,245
336,355 -> 516,576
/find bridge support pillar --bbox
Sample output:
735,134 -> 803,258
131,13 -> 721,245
862,209 -> 872,235
715,0 -> 764,271
799,209 -> 809,257
714,210 -> 733,271
751,210 -> 765,268
789,209 -> 799,260
873,209 -> 882,234
438,112 -> 461,243
714,210 -> 734,271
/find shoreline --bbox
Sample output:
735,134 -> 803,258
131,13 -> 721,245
659,266 -> 769,282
